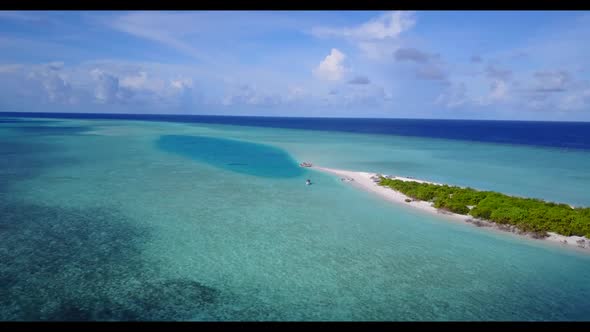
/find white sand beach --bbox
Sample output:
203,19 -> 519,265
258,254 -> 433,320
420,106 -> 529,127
312,166 -> 590,253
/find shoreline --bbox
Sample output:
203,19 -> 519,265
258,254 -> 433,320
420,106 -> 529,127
311,165 -> 590,254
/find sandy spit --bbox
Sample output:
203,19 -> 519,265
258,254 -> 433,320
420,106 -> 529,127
311,166 -> 590,253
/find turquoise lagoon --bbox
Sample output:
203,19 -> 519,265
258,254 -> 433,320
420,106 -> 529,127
1,116 -> 590,321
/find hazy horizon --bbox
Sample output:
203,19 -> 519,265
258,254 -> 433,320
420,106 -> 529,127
3,110 -> 590,123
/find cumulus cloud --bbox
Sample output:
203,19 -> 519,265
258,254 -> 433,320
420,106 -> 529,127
436,67 -> 584,112
313,48 -> 347,81
91,69 -> 128,104
87,67 -> 195,105
347,75 -> 370,85
312,11 -> 415,40
42,74 -> 74,103
0,60 -> 268,110
27,62 -> 76,104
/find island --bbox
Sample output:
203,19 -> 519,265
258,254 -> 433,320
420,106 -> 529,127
311,165 -> 590,252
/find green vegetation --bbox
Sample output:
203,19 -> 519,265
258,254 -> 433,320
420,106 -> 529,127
379,177 -> 590,238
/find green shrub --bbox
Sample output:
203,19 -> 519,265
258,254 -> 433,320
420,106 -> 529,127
378,176 -> 589,238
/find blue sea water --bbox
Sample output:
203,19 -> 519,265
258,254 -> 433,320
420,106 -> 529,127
1,112 -> 590,321
2,112 -> 590,150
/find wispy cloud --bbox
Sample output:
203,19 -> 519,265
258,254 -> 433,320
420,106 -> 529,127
102,11 -> 314,66
311,11 -> 416,61
312,11 -> 415,40
106,12 -> 213,63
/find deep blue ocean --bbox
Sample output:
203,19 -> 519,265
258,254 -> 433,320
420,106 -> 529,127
2,112 -> 589,150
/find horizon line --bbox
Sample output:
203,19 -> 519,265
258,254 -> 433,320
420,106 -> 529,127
0,111 -> 589,124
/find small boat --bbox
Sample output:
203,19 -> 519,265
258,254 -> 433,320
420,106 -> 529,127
306,179 -> 312,185
300,162 -> 312,167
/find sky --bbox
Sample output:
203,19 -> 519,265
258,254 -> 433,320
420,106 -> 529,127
0,10 -> 589,120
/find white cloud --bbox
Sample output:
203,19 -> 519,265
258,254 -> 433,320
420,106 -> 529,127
0,60 -> 206,111
88,67 -> 195,105
313,48 -> 347,81
311,11 -> 415,61
91,69 -> 124,103
312,11 -> 415,40
27,62 -> 77,104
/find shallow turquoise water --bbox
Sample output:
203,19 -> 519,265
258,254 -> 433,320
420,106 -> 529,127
1,117 -> 590,321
